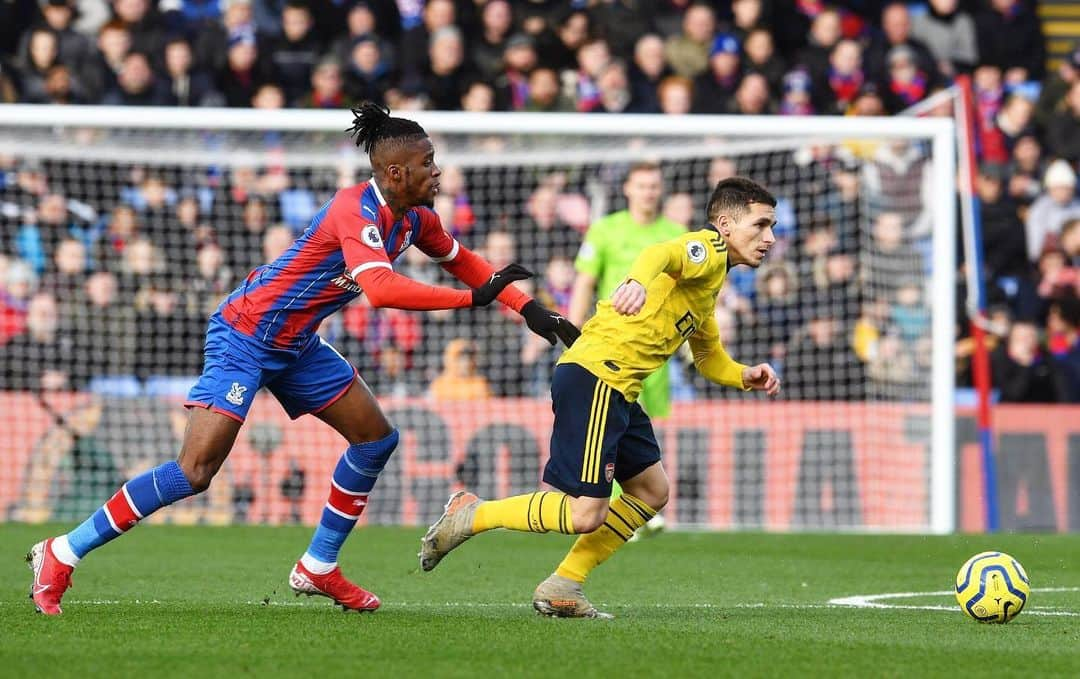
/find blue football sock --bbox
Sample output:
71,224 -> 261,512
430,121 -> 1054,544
305,430 -> 399,565
65,460 -> 196,559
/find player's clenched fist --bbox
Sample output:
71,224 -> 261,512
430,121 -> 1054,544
611,280 -> 647,315
741,363 -> 781,396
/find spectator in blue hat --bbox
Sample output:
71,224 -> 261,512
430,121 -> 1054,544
780,68 -> 814,115
691,32 -> 740,114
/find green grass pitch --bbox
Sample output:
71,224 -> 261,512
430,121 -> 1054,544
2,524 -> 1079,677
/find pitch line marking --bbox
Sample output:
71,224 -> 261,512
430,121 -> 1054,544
1,600 -> 722,609
826,587 -> 1080,617
243,601 -> 727,609
5,589 -> 1077,617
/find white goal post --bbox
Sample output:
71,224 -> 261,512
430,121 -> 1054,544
0,105 -> 955,533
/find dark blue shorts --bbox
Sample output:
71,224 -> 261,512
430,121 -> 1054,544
543,363 -> 662,498
185,315 -> 358,422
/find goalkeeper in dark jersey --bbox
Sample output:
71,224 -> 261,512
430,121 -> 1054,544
420,177 -> 781,618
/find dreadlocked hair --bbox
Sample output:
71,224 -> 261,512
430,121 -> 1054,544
347,102 -> 427,156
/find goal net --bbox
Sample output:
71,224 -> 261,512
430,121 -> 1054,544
0,107 -> 955,533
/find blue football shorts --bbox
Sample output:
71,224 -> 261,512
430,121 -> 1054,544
185,315 -> 358,422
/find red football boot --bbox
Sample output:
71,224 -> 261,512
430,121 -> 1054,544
27,539 -> 74,616
289,561 -> 380,612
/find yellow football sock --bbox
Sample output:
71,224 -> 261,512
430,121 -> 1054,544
471,491 -> 574,534
555,493 -> 656,583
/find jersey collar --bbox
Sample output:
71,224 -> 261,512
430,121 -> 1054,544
368,176 -> 388,206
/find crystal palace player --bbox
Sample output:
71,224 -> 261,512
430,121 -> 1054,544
420,177 -> 781,618
26,103 -> 578,616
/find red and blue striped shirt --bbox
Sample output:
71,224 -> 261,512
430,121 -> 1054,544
218,179 -> 501,350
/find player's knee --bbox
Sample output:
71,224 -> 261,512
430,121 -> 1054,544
630,483 -> 665,511
344,412 -> 393,445
622,465 -> 669,511
346,428 -> 399,476
177,459 -> 216,493
366,415 -> 394,442
569,497 -> 609,533
647,487 -> 669,512
643,478 -> 670,511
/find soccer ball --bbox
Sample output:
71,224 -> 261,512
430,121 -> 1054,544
954,551 -> 1030,623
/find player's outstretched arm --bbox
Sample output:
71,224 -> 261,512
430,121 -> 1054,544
355,264 -> 531,311
412,208 -> 580,346
435,241 -> 580,347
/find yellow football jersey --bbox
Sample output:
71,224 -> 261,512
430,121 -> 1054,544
559,229 -> 749,402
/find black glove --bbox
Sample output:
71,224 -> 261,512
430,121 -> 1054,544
471,264 -> 533,307
520,300 -> 582,347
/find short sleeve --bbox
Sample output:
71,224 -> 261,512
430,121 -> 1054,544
574,220 -> 606,277
326,191 -> 392,278
413,207 -> 459,262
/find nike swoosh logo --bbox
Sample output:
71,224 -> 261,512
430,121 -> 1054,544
363,205 -> 377,217
34,584 -> 50,595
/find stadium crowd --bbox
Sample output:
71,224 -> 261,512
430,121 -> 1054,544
0,0 -> 1079,403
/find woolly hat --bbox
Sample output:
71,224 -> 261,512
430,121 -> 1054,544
1044,159 -> 1077,189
